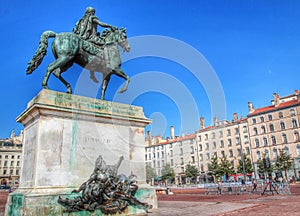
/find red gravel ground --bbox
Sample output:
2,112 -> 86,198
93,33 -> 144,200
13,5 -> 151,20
157,184 -> 300,215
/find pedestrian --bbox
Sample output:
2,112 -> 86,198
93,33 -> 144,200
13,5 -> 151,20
252,179 -> 257,192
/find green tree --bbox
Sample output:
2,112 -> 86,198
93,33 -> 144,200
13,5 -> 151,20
257,156 -> 274,179
237,154 -> 254,174
219,156 -> 235,180
161,163 -> 175,183
146,165 -> 156,183
208,156 -> 221,179
185,164 -> 200,184
275,149 -> 293,180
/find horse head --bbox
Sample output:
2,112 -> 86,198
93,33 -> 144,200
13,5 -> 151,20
102,28 -> 130,52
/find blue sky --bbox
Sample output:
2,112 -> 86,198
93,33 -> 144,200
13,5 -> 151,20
1,0 -> 300,138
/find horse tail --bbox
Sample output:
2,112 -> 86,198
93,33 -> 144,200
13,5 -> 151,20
26,30 -> 56,75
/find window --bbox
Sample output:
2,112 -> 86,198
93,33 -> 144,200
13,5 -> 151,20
212,132 -> 216,139
16,170 -> 19,175
11,155 -> 14,159
255,139 -> 260,148
227,129 -> 231,136
282,134 -> 288,144
268,114 -> 273,121
273,148 -> 278,158
171,159 -> 174,166
280,122 -> 285,130
243,126 -> 247,133
148,153 -> 151,160
279,112 -> 283,118
191,156 -> 195,164
260,116 -> 264,122
5,155 -> 8,159
236,137 -> 240,145
157,152 -> 160,158
3,170 -> 7,175
220,140 -> 224,148
284,146 -> 290,155
290,108 -> 296,116
271,136 -> 277,145
256,151 -> 261,160
230,160 -> 234,167
169,143 -> 173,148
254,127 -> 258,135
219,131 -> 223,138
265,149 -> 269,158
228,138 -> 232,147
17,155 -> 20,159
198,135 -> 202,142
170,150 -> 173,157
246,147 -> 250,155
205,143 -> 209,150
4,161 -> 7,166
205,134 -> 208,140
229,149 -> 233,157
297,148 -> 300,156
237,148 -> 241,156
295,131 -> 300,141
180,148 -> 183,156
181,158 -> 184,165
206,153 -> 210,160
244,135 -> 249,143
261,126 -> 266,134
161,151 -> 164,158
213,142 -> 216,149
263,137 -> 268,146
190,146 -> 195,154
10,169 -> 13,175
292,119 -> 298,128
235,128 -> 239,134
270,124 -> 275,132
221,151 -> 225,158
199,154 -> 203,161
199,144 -> 202,151
10,161 -> 14,166
252,118 -> 257,124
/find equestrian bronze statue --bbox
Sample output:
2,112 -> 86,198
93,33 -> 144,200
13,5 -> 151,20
26,7 -> 130,100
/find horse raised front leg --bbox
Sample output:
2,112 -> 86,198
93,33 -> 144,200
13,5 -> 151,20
113,68 -> 130,93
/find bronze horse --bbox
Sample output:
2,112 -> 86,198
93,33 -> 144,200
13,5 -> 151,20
26,28 -> 130,100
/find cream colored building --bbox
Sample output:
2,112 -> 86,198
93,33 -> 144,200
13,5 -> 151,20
247,90 -> 300,179
0,130 -> 23,187
195,114 -> 251,181
145,126 -> 197,184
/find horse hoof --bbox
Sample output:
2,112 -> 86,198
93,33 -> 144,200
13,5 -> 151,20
118,89 -> 126,93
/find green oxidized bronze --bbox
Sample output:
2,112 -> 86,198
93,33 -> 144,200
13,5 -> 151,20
58,155 -> 152,214
26,7 -> 130,100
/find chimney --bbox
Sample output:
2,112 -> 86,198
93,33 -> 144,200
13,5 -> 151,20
200,117 -> 205,129
170,126 -> 175,139
147,131 -> 151,141
233,113 -> 238,122
248,102 -> 255,113
213,116 -> 218,125
295,89 -> 299,95
273,93 -> 280,107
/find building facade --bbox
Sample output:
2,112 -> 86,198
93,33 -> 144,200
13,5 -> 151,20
0,131 -> 23,187
145,90 -> 300,183
247,90 -> 300,179
145,127 -> 197,185
195,115 -> 251,181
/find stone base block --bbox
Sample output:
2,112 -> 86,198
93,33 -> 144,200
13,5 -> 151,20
6,186 -> 157,216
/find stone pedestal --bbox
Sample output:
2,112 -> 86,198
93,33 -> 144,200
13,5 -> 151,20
6,89 -> 157,215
